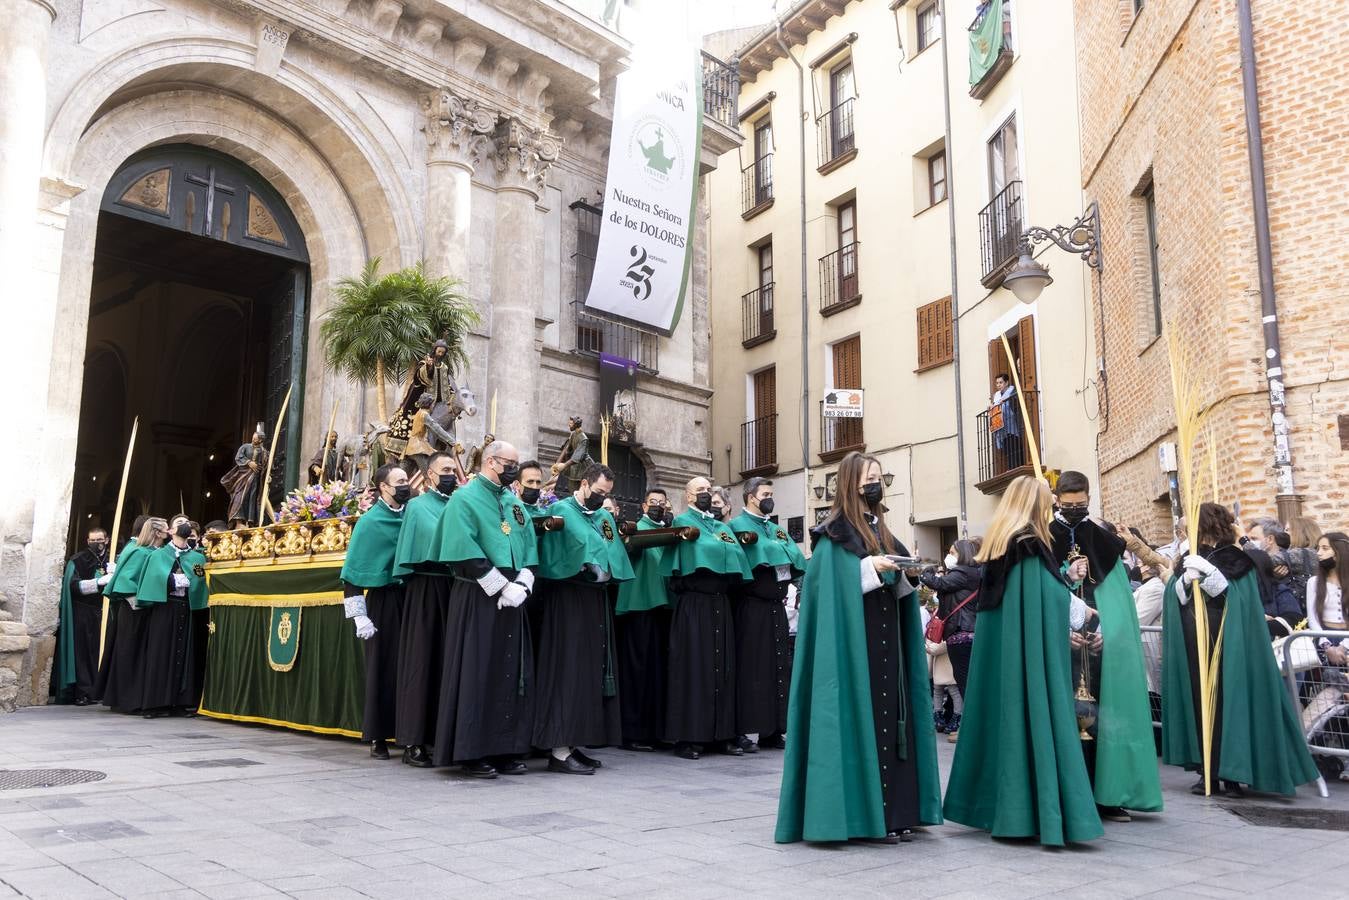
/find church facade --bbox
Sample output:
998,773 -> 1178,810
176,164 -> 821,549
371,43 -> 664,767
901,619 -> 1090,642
0,0 -> 740,707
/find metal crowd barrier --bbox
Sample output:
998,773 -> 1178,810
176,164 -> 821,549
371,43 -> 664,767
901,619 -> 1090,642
1140,624 -> 1164,730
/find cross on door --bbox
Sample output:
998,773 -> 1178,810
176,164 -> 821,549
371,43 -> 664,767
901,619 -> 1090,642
183,166 -> 237,238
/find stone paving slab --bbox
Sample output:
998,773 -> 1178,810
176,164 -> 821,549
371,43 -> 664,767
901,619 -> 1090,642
2,705 -> 1348,897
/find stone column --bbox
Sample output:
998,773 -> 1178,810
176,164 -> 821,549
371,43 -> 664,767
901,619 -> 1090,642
420,91 -> 496,281
0,0 -> 57,620
487,120 -> 559,458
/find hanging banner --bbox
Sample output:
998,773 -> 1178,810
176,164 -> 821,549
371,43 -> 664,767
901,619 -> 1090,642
599,353 -> 638,444
584,37 -> 702,337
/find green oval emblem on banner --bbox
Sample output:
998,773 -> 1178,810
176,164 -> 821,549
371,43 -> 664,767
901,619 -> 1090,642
267,606 -> 302,672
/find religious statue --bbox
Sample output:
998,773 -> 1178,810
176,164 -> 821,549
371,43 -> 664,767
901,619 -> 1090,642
221,424 -> 268,524
551,415 -> 593,494
349,423 -> 389,487
405,392 -> 458,475
395,339 -> 454,423
466,432 -> 495,475
307,430 -> 348,485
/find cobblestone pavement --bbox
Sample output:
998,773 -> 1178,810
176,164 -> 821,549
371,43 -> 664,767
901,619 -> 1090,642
1,705 -> 1347,898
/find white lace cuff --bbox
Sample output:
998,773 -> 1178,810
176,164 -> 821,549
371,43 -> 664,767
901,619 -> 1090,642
514,568 -> 535,592
343,595 -> 367,619
1069,595 -> 1089,631
859,558 -> 883,594
477,568 -> 509,597
78,579 -> 100,596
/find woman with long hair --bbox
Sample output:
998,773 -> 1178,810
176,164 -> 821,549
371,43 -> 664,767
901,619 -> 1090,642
1308,532 -> 1349,661
775,452 -> 941,844
1286,516 -> 1324,610
918,539 -> 981,730
943,476 -> 1103,846
101,516 -> 169,714
128,513 -> 209,716
1161,502 -> 1317,796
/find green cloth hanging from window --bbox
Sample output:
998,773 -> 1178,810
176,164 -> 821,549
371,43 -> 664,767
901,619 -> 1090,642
969,0 -> 1006,86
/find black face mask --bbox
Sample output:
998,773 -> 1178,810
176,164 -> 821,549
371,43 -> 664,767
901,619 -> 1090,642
498,464 -> 520,488
88,542 -> 107,556
187,538 -> 199,550
520,487 -> 542,505
391,484 -> 412,505
1059,506 -> 1090,526
437,475 -> 458,495
861,483 -> 884,508
583,491 -> 607,512
693,492 -> 713,513
758,498 -> 775,516
174,523 -> 192,539
1321,556 -> 1337,572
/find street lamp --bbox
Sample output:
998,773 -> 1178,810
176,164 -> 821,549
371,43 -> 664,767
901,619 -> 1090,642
1001,202 -> 1103,304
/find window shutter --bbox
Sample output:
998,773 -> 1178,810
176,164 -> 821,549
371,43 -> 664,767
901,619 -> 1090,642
916,298 -> 953,370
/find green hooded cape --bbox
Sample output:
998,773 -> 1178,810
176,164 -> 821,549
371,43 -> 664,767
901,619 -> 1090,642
432,475 -> 538,571
392,489 -> 451,578
616,515 -> 671,615
339,500 -> 404,589
534,497 -> 634,583
775,536 -> 942,842
661,510 -> 752,581
136,544 -> 209,610
729,511 -> 806,575
943,556 -> 1104,846
107,544 -> 154,601
1161,569 -> 1317,795
54,560 -> 79,700
1091,561 -> 1164,811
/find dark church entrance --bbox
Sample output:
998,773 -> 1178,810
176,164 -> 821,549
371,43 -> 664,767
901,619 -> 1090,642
70,145 -> 310,550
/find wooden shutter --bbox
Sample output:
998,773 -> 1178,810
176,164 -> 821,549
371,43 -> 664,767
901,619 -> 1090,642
1016,316 -> 1037,390
753,367 -> 777,417
832,336 -> 861,389
916,298 -> 953,370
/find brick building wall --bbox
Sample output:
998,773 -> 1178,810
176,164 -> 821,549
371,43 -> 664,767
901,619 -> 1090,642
1075,0 -> 1349,542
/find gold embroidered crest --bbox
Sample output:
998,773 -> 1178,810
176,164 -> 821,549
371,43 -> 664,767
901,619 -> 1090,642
718,530 -> 736,544
277,612 -> 293,645
513,506 -> 526,526
192,563 -> 206,578
601,519 -> 615,541
775,530 -> 788,542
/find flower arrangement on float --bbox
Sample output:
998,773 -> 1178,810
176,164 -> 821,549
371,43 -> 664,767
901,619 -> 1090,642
275,480 -> 371,523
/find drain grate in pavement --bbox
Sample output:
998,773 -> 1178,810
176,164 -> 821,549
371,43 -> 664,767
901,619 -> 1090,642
1229,806 -> 1349,831
174,757 -> 264,769
0,769 -> 107,791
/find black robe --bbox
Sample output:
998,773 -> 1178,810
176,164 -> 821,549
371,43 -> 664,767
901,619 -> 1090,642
105,562 -> 196,715
431,562 -> 535,765
344,580 -> 404,743
65,549 -> 108,701
733,566 -> 791,738
617,607 -> 670,745
532,578 -> 622,749
664,570 -> 738,745
395,573 -> 450,748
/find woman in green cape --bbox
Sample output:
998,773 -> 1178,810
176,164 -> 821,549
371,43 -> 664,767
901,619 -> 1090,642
101,516 -> 169,714
943,476 -> 1104,846
1161,502 -> 1317,797
127,514 -> 209,717
775,452 -> 942,844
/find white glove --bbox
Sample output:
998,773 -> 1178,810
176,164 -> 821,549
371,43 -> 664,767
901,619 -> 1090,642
785,583 -> 798,606
353,615 -> 377,640
107,561 -> 117,576
78,579 -> 100,596
477,567 -> 509,597
584,563 -> 611,584
1183,554 -> 1217,578
96,573 -> 112,588
172,573 -> 190,594
514,568 -> 535,592
497,581 -> 528,609
343,595 -> 367,619
127,596 -> 139,610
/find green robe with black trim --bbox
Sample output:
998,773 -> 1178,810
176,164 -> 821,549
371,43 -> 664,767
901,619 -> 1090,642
616,515 -> 672,615
341,500 -> 405,589
729,511 -> 806,577
137,543 -> 209,610
661,509 -> 753,582
393,489 -> 451,578
775,535 -> 942,842
107,543 -> 154,601
433,474 -> 538,571
535,497 -> 634,583
1161,562 -> 1317,795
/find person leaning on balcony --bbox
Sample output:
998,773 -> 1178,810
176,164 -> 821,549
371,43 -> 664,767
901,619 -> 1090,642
990,374 -> 1023,471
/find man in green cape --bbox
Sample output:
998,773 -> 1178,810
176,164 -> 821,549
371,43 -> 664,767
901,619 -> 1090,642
614,487 -> 674,751
392,452 -> 459,767
661,476 -> 752,760
91,514 -> 149,700
131,516 -> 210,715
341,464 -> 409,759
1050,472 -> 1163,821
729,478 -> 805,752
530,463 -> 633,774
429,441 -> 539,777
55,526 -> 113,704
1162,535 -> 1318,796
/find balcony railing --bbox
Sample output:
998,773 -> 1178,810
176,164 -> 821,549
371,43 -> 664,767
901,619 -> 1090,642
574,303 -> 660,373
820,401 -> 865,463
819,242 -> 861,315
742,283 -> 775,348
816,97 -> 856,169
702,51 -> 740,131
975,388 -> 1040,492
968,1 -> 1014,99
741,413 -> 779,476
741,154 -> 773,216
979,180 -> 1023,287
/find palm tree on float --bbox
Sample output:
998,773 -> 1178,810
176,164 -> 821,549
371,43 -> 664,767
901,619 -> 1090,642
320,259 -> 480,425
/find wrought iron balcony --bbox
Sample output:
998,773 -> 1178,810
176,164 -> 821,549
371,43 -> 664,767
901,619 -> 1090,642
819,242 -> 861,315
741,154 -> 773,217
573,303 -> 659,374
816,97 -> 856,171
740,413 -> 779,477
702,51 -> 740,131
975,388 -> 1040,493
820,401 -> 865,463
979,180 -> 1023,288
741,283 -> 775,348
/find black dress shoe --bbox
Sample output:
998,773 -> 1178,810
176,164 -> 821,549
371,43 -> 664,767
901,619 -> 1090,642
463,760 -> 498,779
494,758 -> 528,775
370,740 -> 390,760
402,745 -> 433,768
758,734 -> 785,750
737,735 -> 759,754
673,743 -> 701,760
856,832 -> 901,845
547,754 -> 595,775
572,749 -> 603,769
74,696 -> 90,707
622,741 -> 655,752
719,740 -> 745,756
